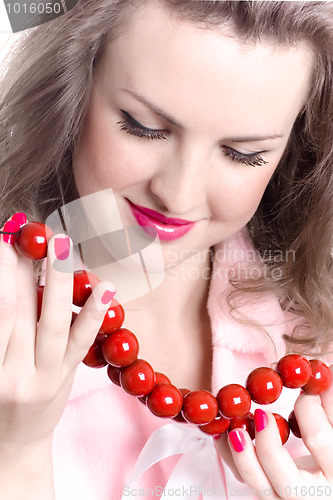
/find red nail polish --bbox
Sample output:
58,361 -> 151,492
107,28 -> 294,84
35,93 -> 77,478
101,289 -> 116,305
54,237 -> 70,260
11,212 -> 27,228
2,220 -> 19,245
254,409 -> 268,432
229,429 -> 246,452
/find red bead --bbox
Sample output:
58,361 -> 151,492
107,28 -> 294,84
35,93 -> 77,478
102,328 -> 139,367
273,413 -> 290,445
36,285 -> 44,321
147,384 -> 183,418
216,384 -> 251,418
288,410 -> 301,438
199,415 -> 231,436
73,270 -> 100,307
155,372 -> 171,385
302,359 -> 332,395
15,222 -> 53,260
120,359 -> 155,397
276,354 -> 312,388
82,338 -> 107,368
228,413 -> 255,440
107,364 -> 122,386
99,299 -> 125,335
173,388 -> 190,423
182,390 -> 218,425
246,367 -> 283,404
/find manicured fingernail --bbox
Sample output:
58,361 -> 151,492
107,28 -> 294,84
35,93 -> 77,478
213,434 -> 221,440
255,409 -> 268,432
2,220 -> 19,245
101,289 -> 116,305
229,429 -> 246,452
93,282 -> 117,311
54,237 -> 70,260
11,212 -> 27,228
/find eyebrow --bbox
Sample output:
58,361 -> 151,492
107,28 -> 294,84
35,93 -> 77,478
119,87 -> 284,143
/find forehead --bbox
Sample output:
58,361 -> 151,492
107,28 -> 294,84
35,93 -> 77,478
95,2 -> 314,136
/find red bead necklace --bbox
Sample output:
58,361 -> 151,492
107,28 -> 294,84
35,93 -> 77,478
1,215 -> 332,445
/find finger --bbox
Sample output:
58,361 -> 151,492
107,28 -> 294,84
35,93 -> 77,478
214,433 -> 245,483
64,281 -> 117,370
254,410 -> 303,496
319,364 -> 333,425
4,254 -> 37,368
0,221 -> 20,364
35,234 -> 74,371
227,427 -> 279,499
294,392 -> 333,481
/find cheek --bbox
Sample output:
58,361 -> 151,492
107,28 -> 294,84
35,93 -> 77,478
74,112 -> 155,195
212,167 -> 277,223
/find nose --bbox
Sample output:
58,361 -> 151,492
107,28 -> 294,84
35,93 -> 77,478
150,142 -> 210,216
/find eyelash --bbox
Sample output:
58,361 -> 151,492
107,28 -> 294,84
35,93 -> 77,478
117,111 -> 268,167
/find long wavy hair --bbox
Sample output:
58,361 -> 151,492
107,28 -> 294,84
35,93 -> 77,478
0,0 -> 332,352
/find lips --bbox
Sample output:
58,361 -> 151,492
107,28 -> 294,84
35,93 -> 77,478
126,199 -> 196,241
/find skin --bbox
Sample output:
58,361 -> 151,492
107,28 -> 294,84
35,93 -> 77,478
0,2 -> 332,499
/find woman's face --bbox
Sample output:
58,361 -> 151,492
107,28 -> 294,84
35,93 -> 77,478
73,2 -> 313,268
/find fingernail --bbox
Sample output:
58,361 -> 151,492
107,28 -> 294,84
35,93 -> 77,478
2,220 -> 19,245
101,289 -> 116,305
93,282 -> 117,311
11,212 -> 27,228
54,237 -> 70,260
213,434 -> 221,440
254,409 -> 268,432
229,429 -> 246,452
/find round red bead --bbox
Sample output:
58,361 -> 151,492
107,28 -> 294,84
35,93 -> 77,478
73,270 -> 100,307
302,359 -> 332,395
102,328 -> 139,367
15,222 -> 53,260
173,388 -> 190,423
107,364 -> 122,386
199,415 -> 231,436
288,410 -> 301,438
147,384 -> 183,418
99,299 -> 125,335
216,384 -> 251,418
182,390 -> 218,425
120,359 -> 155,397
276,354 -> 312,388
273,413 -> 290,445
155,372 -> 171,385
246,367 -> 283,404
228,413 -> 255,440
82,338 -> 107,368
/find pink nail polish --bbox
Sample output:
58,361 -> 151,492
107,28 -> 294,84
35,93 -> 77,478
11,212 -> 27,228
255,409 -> 268,432
229,429 -> 246,452
2,220 -> 19,245
101,289 -> 116,305
54,237 -> 70,260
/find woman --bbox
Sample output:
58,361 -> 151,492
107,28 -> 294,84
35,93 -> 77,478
0,1 -> 332,498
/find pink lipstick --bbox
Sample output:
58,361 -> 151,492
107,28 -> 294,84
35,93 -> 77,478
126,199 -> 196,241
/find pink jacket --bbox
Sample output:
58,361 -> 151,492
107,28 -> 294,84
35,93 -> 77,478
52,229 -> 309,499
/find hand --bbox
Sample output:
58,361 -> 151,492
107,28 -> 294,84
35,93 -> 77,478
216,365 -> 333,499
0,228 -> 114,455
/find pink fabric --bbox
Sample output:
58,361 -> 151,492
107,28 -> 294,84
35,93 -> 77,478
52,228 -> 309,499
